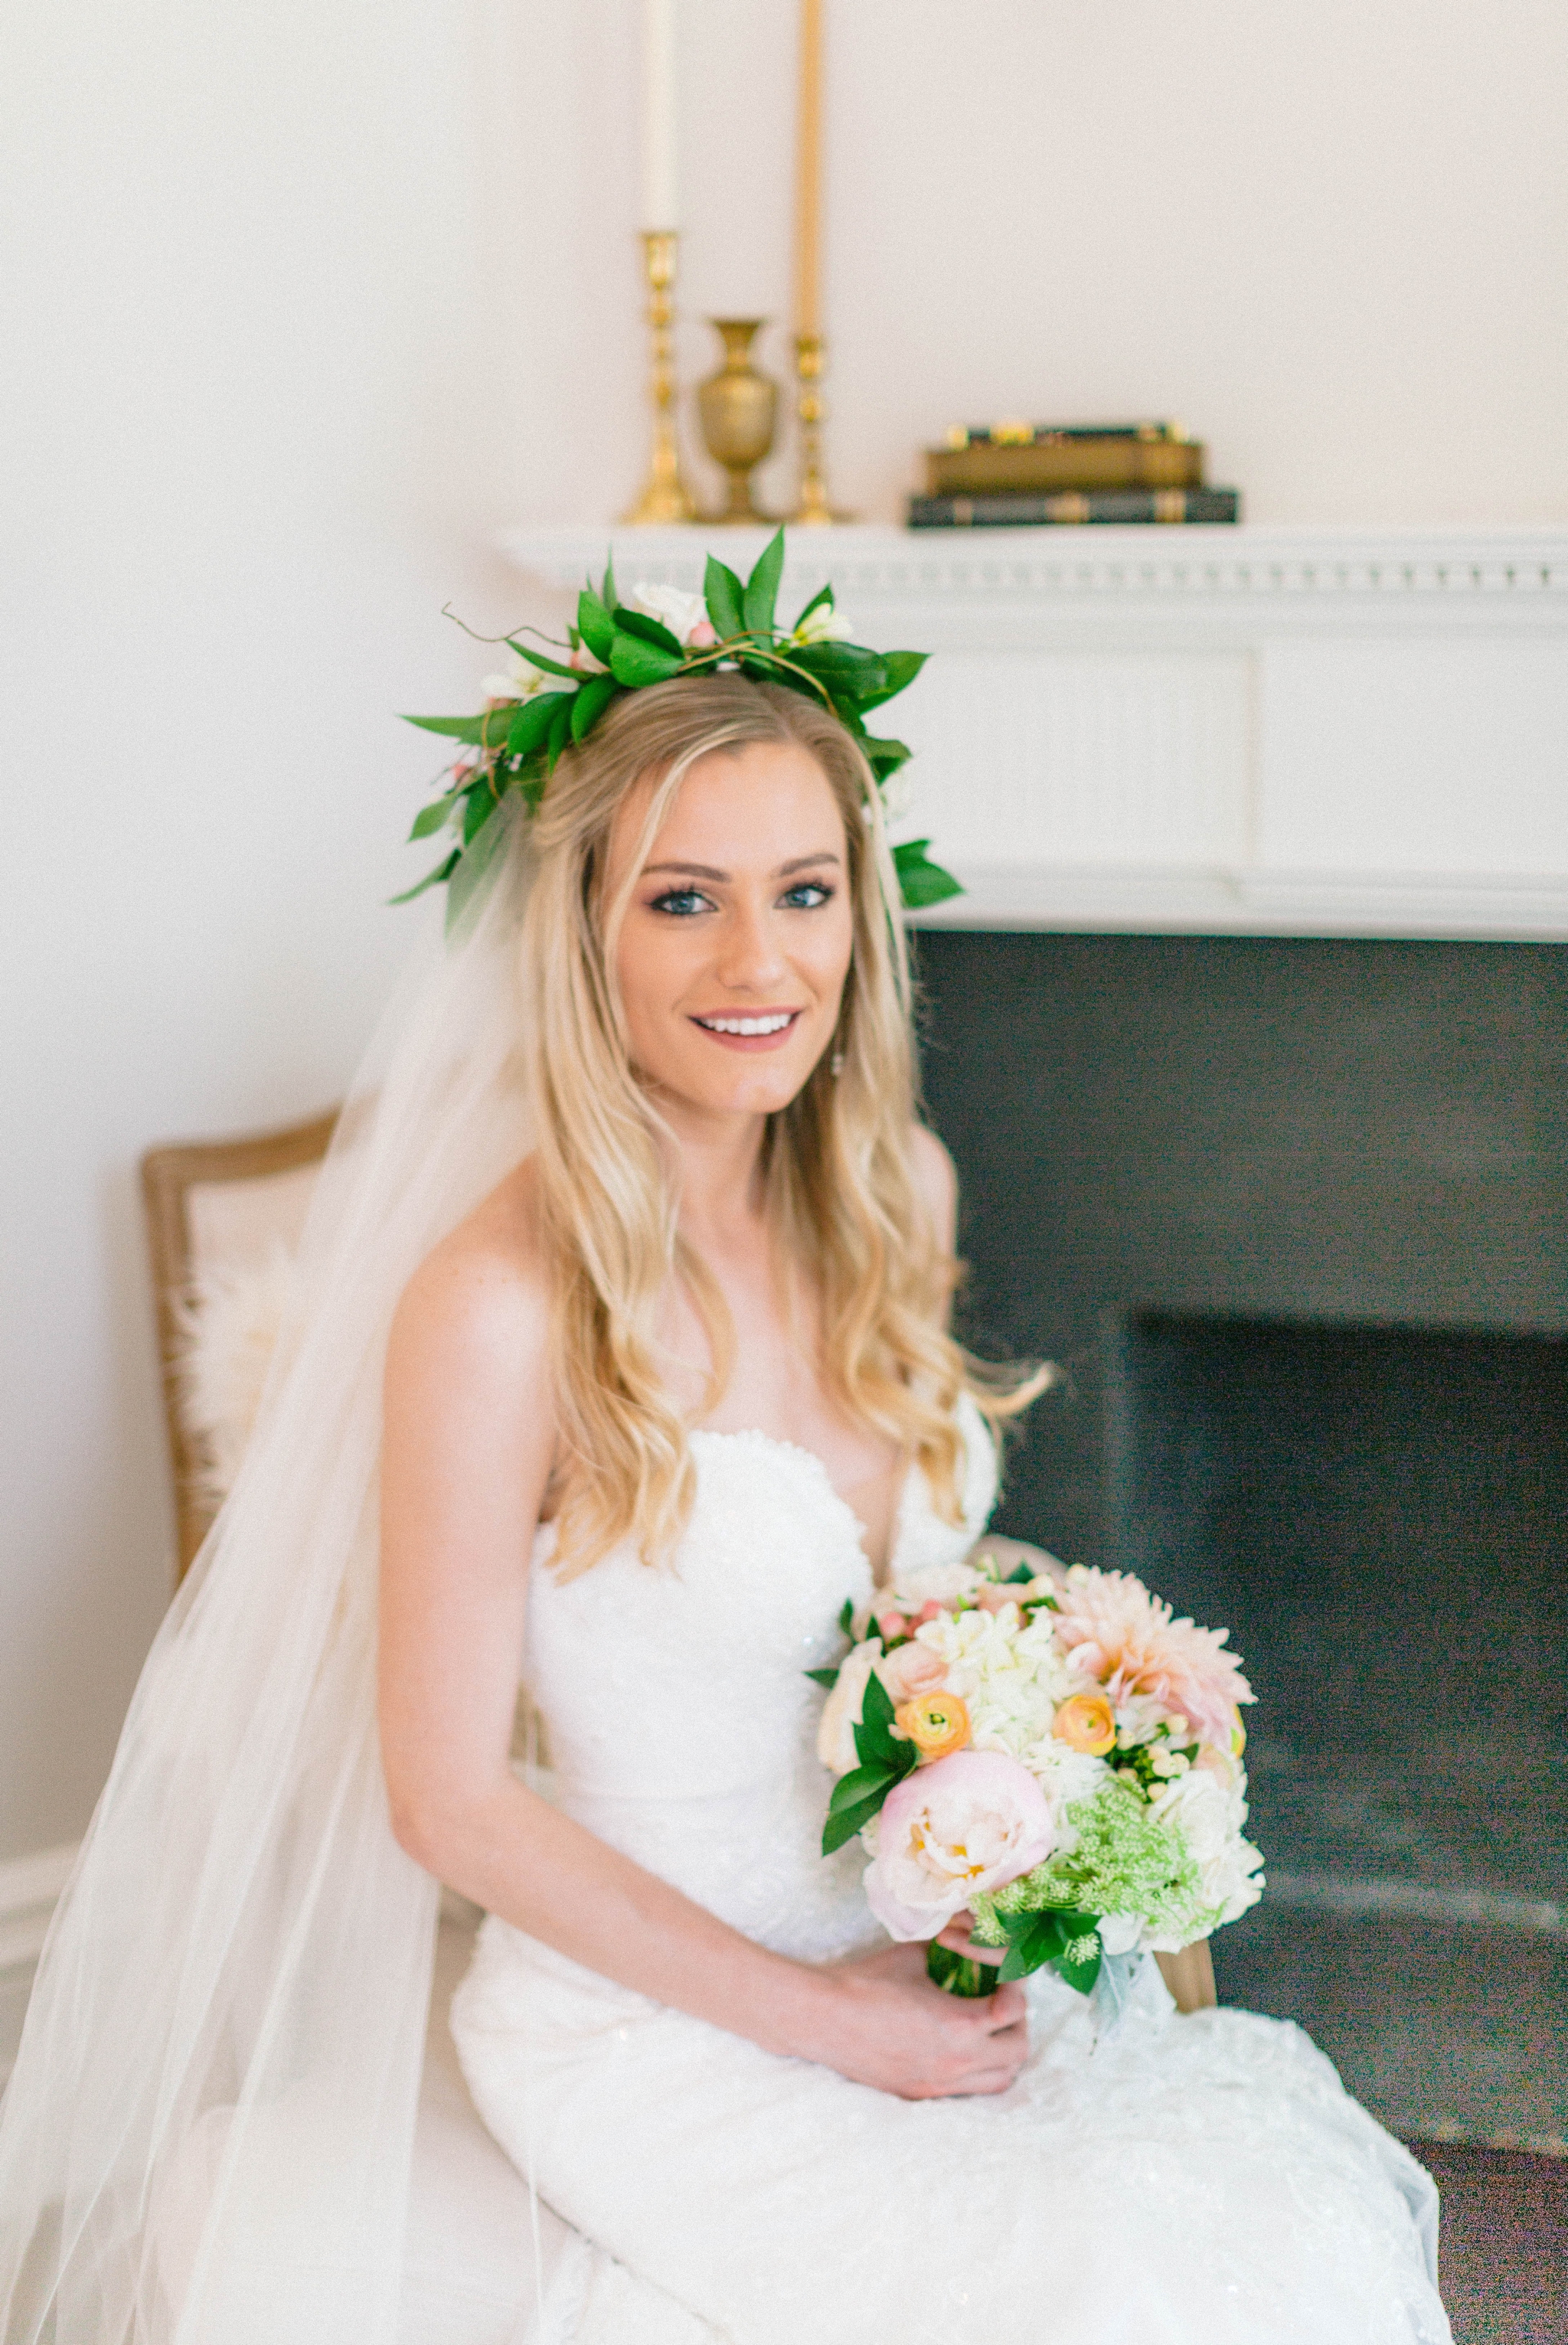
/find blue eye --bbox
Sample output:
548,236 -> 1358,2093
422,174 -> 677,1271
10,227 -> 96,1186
650,889 -> 713,917
780,882 -> 832,909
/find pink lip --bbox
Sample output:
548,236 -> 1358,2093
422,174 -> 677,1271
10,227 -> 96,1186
688,1008 -> 805,1053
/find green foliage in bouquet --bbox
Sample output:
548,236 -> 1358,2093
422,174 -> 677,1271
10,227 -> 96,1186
964,1780 -> 1214,1998
929,1909 -> 1106,2000
820,1671 -> 918,1856
398,529 -> 961,926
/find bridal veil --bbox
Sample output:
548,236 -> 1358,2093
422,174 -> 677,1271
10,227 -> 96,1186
0,812 -> 537,2343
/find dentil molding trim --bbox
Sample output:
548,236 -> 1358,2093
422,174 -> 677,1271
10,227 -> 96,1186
501,522 -> 1568,609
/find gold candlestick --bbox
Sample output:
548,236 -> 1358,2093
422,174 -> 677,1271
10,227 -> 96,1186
623,230 -> 695,525
792,332 -> 847,525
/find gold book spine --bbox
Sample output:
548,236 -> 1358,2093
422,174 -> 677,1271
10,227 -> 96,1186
925,439 -> 1205,497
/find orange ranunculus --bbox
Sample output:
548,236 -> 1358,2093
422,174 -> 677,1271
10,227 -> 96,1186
894,1691 -> 972,1762
1053,1693 -> 1116,1755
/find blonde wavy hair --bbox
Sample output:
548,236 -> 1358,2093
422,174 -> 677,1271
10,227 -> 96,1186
521,673 -> 1044,1573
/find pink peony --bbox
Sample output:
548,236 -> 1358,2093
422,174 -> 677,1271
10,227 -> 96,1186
1051,1566 -> 1253,1749
863,1751 -> 1057,1941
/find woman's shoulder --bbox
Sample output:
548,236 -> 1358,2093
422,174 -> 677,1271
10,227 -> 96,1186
387,1158 -> 551,1383
906,1123 -> 958,1254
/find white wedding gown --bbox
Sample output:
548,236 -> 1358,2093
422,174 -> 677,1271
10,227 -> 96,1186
450,1398 -> 1449,2344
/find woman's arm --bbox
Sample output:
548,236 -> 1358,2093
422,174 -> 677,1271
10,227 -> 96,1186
377,1177 -> 1027,2102
909,1122 -> 959,1263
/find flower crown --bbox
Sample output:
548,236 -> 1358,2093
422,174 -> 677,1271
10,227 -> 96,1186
399,529 -> 959,925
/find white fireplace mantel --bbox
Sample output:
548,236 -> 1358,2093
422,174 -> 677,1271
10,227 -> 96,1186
499,524 -> 1568,939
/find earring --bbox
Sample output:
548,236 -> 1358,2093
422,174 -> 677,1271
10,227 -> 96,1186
830,1047 -> 844,1079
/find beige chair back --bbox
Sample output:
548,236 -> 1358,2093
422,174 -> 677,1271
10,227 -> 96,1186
140,1109 -> 338,1582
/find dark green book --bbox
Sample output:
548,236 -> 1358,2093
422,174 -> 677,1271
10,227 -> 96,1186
942,422 -> 1187,446
908,488 -> 1240,529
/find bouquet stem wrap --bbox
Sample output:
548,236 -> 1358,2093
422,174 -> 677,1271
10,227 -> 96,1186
926,1945 -> 999,1999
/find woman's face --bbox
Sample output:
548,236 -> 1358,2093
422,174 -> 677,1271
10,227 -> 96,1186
608,738 -> 855,1122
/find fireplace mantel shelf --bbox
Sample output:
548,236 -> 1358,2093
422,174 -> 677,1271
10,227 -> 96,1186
502,522 -> 1568,608
500,524 -> 1568,939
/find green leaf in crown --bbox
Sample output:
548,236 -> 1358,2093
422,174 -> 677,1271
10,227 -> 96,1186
398,529 -> 959,923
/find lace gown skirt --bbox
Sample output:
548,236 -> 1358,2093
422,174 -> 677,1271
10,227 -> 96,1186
449,1418 -> 1450,2345
454,1924 -> 1446,2345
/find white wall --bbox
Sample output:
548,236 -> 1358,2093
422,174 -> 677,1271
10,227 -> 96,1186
4,0 -> 1566,1863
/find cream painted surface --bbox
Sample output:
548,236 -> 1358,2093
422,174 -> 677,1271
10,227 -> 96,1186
1256,640 -> 1568,879
1,0 -> 582,1861
893,651 -> 1254,872
5,0 -> 1567,1862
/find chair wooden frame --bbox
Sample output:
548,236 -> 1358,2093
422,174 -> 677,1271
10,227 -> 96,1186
140,1107 -> 339,1582
1154,1936 -> 1217,2013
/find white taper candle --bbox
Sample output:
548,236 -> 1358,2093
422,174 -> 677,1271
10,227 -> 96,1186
639,0 -> 679,230
793,0 -> 822,336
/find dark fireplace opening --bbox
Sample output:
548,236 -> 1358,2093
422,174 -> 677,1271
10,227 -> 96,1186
1106,1310 -> 1566,1762
1106,1308 -> 1566,2143
915,929 -> 1568,2146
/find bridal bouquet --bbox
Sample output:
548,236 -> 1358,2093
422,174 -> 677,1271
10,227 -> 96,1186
813,1553 -> 1264,1997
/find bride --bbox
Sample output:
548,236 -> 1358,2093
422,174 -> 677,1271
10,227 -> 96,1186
0,564 -> 1448,2343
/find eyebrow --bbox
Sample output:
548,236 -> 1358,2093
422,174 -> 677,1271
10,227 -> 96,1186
641,852 -> 843,882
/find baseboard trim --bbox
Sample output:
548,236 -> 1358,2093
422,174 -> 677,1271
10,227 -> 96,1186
0,1841 -> 80,1970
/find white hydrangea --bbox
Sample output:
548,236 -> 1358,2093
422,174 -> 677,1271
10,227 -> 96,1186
1016,1737 -> 1110,1816
910,1608 -> 1071,1757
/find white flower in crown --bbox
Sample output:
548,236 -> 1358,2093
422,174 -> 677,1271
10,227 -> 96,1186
632,583 -> 717,647
880,769 -> 913,824
791,598 -> 855,645
480,655 -> 551,701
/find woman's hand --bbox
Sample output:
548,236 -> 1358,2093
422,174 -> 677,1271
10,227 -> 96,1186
933,1907 -> 1005,1968
800,1940 -> 1028,2100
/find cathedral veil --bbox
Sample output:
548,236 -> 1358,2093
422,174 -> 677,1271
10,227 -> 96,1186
0,807 -> 537,2343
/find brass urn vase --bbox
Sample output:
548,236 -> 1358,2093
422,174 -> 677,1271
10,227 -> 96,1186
696,319 -> 779,523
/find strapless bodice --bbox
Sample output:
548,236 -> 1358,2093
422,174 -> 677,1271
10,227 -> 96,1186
523,1395 -> 997,1958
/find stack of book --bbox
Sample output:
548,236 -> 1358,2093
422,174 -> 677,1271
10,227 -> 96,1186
907,422 -> 1240,529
